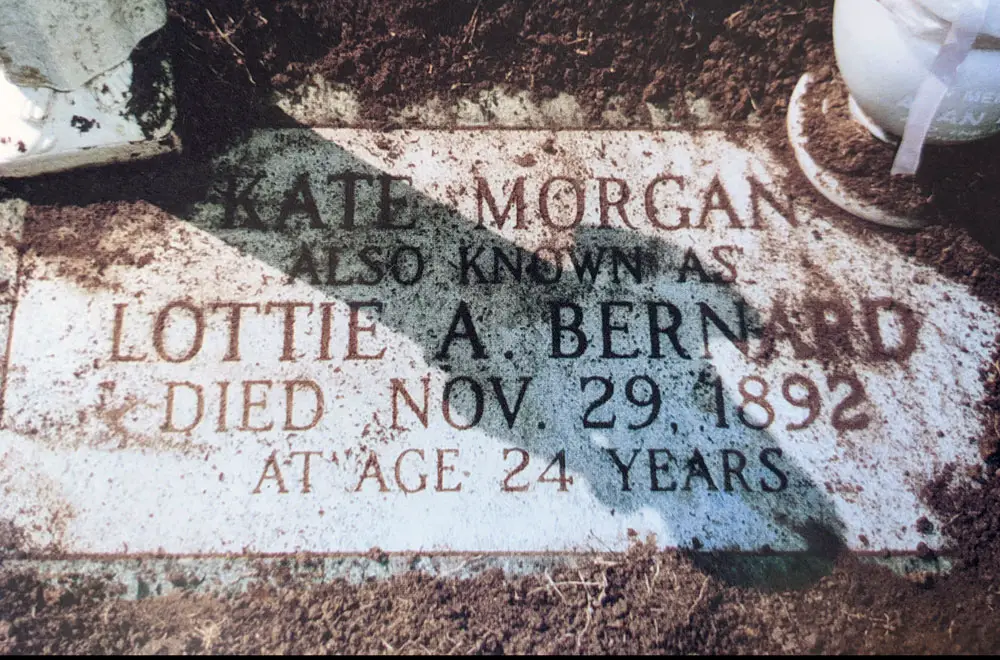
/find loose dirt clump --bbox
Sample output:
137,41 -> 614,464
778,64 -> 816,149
20,202 -> 169,291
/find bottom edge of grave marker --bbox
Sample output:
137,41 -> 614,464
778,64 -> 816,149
0,549 -> 947,560
0,552 -> 950,599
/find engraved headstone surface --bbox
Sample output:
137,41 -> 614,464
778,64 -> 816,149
0,129 -> 994,555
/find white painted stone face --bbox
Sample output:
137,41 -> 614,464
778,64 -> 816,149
0,129 -> 995,556
0,0 -> 166,89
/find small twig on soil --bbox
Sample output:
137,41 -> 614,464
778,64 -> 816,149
205,9 -> 256,86
206,10 -> 244,56
196,623 -> 220,654
446,636 -> 463,655
590,558 -> 620,567
551,580 -> 601,589
687,576 -> 710,621
438,554 -> 484,577
575,586 -> 594,652
463,1 -> 482,45
545,572 -> 568,604
680,34 -> 702,49
877,613 -> 897,633
596,569 -> 610,606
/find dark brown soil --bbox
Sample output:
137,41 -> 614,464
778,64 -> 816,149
163,0 -> 833,155
800,69 -> 1000,226
3,0 -> 1000,655
18,202 -> 168,291
2,538 -> 1000,655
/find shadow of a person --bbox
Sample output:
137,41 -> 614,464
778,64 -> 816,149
3,123 -> 848,592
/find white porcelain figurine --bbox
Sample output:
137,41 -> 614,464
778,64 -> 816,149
0,0 -> 177,178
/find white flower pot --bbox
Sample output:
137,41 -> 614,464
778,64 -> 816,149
834,0 -> 1000,144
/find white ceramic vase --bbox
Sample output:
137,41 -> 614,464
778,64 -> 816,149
834,0 -> 1000,144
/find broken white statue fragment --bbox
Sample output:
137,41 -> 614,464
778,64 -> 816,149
0,58 -> 177,178
0,0 -> 167,90
0,0 -> 176,177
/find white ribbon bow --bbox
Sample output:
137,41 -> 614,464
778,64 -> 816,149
891,0 -> 989,175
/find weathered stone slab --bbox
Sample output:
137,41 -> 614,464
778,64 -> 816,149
0,129 -> 994,556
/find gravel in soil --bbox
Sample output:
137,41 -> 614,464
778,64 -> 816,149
3,0 -> 1000,654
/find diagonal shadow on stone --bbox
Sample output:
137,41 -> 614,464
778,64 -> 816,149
4,118 -> 901,594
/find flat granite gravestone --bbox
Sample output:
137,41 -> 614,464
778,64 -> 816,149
0,128 -> 995,558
